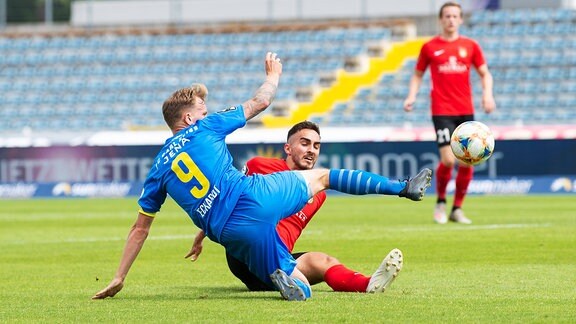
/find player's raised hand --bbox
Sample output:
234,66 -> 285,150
243,52 -> 282,120
265,52 -> 282,77
92,278 -> 124,299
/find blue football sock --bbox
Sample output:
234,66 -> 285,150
328,169 -> 406,195
292,277 -> 312,298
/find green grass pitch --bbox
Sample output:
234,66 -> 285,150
1,195 -> 574,322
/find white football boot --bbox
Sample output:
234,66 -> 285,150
449,208 -> 472,224
366,248 -> 403,293
434,202 -> 448,224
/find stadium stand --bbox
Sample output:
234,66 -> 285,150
0,22 -> 394,134
318,7 -> 576,127
1,7 -> 576,135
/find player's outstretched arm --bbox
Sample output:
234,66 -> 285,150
185,230 -> 206,261
92,213 -> 154,300
242,52 -> 283,121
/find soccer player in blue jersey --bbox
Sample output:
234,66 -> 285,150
92,52 -> 432,301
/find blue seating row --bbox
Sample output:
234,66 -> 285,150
468,8 -> 575,25
0,28 -> 391,50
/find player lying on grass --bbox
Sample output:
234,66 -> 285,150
186,121 -> 404,293
92,52 -> 431,302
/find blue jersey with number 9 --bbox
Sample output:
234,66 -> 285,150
138,105 -> 249,242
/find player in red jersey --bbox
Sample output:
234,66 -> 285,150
403,1 -> 495,224
186,121 -> 403,293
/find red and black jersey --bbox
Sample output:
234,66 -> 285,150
245,157 -> 327,251
416,36 -> 486,116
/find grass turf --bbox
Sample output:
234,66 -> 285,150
1,195 -> 574,323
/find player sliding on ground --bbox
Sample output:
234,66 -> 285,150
93,52 -> 431,302
186,121 -> 404,294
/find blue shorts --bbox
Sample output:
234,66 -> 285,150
219,171 -> 310,288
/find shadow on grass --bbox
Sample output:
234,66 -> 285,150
106,285 -> 284,301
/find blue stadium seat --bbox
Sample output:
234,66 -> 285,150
2,17 -> 575,133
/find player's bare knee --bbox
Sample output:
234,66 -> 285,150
440,155 -> 456,168
297,169 -> 330,196
323,254 -> 340,267
311,252 -> 339,267
443,160 -> 456,168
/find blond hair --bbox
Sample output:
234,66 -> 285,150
162,83 -> 208,128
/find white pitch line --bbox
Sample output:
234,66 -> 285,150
387,223 -> 554,232
2,224 -> 552,245
302,223 -> 552,237
453,223 -> 551,230
2,234 -> 195,245
413,223 -> 552,231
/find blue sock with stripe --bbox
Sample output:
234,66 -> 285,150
328,169 -> 406,195
292,277 -> 312,298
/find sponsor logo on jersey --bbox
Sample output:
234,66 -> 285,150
438,56 -> 468,73
196,186 -> 221,218
295,210 -> 308,222
161,136 -> 191,165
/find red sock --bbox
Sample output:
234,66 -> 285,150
324,264 -> 370,292
435,162 -> 452,201
454,165 -> 473,208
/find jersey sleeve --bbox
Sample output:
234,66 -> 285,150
471,40 -> 487,69
201,105 -> 247,137
138,171 -> 168,216
415,42 -> 430,72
